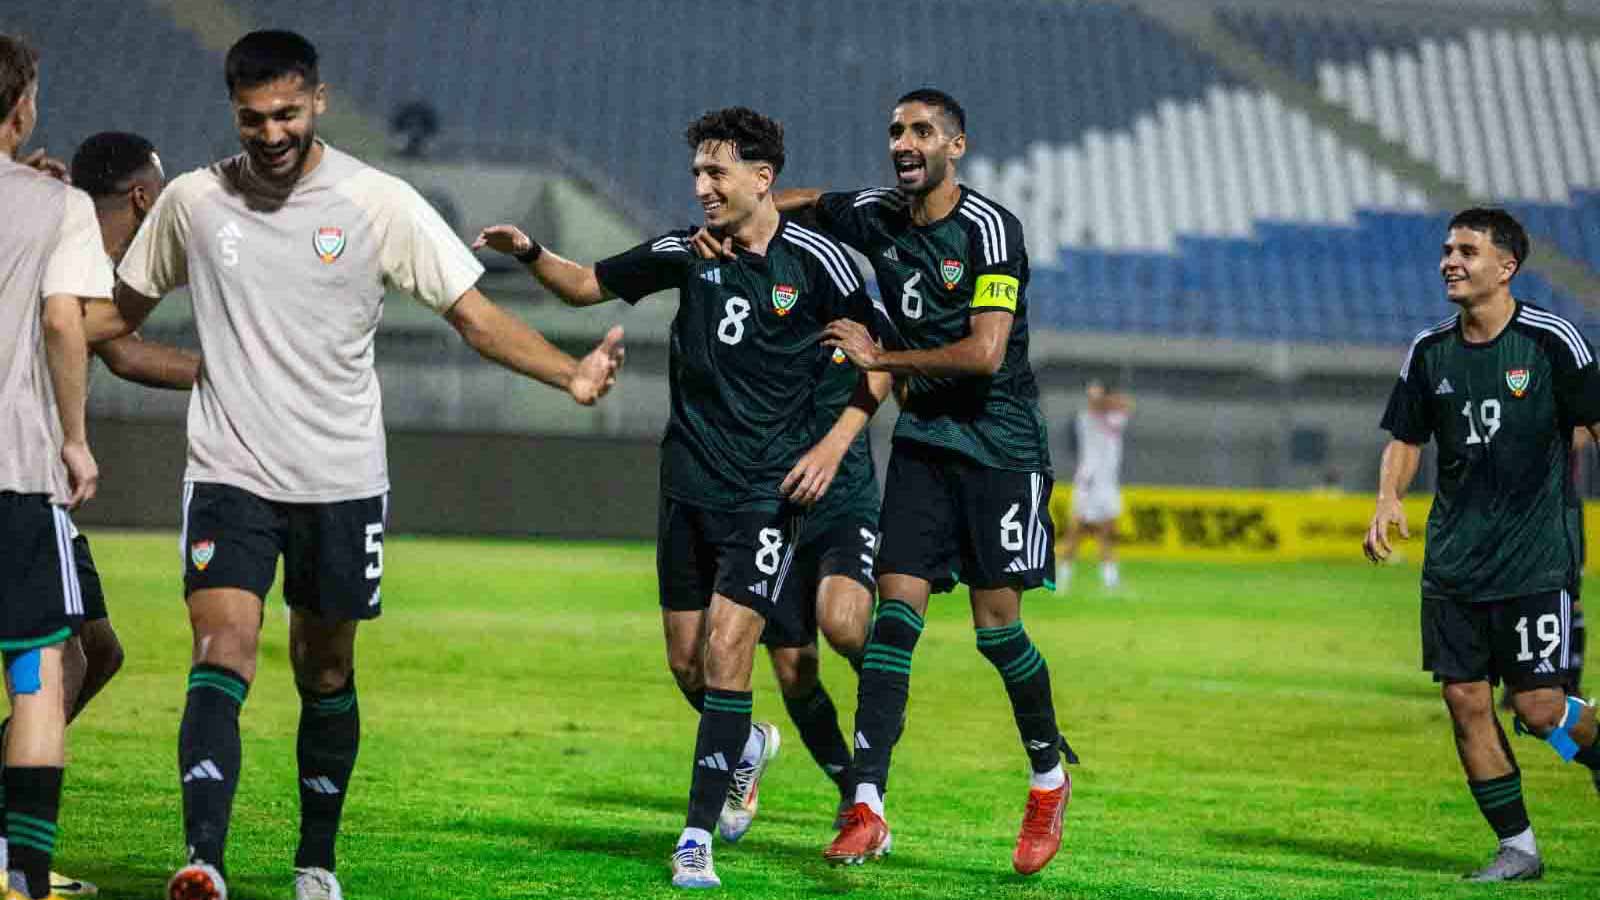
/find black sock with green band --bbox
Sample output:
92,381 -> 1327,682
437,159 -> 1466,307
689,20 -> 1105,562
179,664 -> 249,871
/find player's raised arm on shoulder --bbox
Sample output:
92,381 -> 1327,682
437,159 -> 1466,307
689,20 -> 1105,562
93,332 -> 200,390
473,224 -> 613,307
444,288 -> 624,406
774,188 -> 822,214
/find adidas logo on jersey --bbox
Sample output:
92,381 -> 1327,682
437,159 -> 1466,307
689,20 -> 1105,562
700,268 -> 723,285
1534,657 -> 1557,675
183,759 -> 225,783
301,776 -> 342,795
748,580 -> 769,599
697,752 -> 729,771
1435,378 -> 1454,395
882,246 -> 899,261
854,731 -> 871,750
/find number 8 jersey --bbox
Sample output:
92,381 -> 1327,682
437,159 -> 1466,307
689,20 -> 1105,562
595,218 -> 880,511
1382,302 -> 1600,601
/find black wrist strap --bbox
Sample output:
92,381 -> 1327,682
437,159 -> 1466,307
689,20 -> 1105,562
514,238 -> 543,264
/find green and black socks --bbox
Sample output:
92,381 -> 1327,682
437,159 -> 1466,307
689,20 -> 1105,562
5,765 -> 62,900
179,664 -> 249,871
296,676 -> 360,872
686,689 -> 752,832
977,622 -> 1070,773
850,600 -> 924,791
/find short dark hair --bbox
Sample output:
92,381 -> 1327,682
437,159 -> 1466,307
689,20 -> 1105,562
897,88 -> 966,136
71,132 -> 158,198
225,30 -> 319,95
0,33 -> 39,123
684,107 -> 785,177
1448,207 -> 1530,275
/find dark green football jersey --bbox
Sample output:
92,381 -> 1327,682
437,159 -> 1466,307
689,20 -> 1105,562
1381,302 -> 1600,601
803,348 -> 880,543
813,185 -> 1050,474
595,219 -> 877,512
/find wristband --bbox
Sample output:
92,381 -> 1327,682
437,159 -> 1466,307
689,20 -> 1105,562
514,238 -> 543,264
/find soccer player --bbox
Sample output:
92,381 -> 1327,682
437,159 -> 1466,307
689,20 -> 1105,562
1056,380 -> 1131,592
475,106 -> 887,888
0,33 -> 112,900
730,88 -> 1072,874
81,31 -> 625,900
1364,208 -> 1600,882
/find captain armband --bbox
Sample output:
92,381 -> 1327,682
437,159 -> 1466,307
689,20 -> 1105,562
971,274 -> 1020,312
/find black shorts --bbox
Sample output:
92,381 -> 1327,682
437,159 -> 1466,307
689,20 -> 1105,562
656,496 -> 807,622
181,482 -> 388,622
0,492 -> 83,649
1422,588 -> 1579,690
876,441 -> 1054,594
73,533 -> 108,623
763,518 -> 878,648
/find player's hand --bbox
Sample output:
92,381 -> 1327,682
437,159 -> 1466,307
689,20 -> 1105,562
472,224 -> 535,258
20,149 -> 69,182
1363,497 -> 1409,563
822,319 -> 881,371
61,439 -> 98,509
689,227 -> 735,261
569,325 -> 625,405
782,438 -> 847,507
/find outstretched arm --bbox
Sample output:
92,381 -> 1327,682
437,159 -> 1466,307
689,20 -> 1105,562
825,310 -> 1011,378
473,225 -> 613,307
94,333 -> 200,390
1363,439 -> 1422,563
444,288 -> 624,405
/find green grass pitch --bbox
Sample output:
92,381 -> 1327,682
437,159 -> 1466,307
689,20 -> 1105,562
48,533 -> 1600,898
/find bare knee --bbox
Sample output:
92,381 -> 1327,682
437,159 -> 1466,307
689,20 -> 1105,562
80,621 -> 125,680
817,579 -> 870,659
290,616 -> 357,694
1510,688 -> 1568,735
666,644 -> 704,693
768,645 -> 820,698
1442,681 -> 1494,731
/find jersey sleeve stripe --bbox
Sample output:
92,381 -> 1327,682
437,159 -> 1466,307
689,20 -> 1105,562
1398,315 -> 1458,379
853,189 -> 906,209
962,193 -> 1013,264
782,225 -> 861,295
651,237 -> 690,254
1521,308 -> 1594,366
957,208 -> 997,266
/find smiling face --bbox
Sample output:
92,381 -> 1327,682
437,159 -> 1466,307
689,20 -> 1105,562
888,101 -> 965,195
692,140 -> 771,232
1440,226 -> 1517,308
232,74 -> 325,184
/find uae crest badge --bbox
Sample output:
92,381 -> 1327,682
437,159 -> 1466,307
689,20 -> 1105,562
1506,368 -> 1530,397
941,258 -> 964,289
772,284 -> 798,316
314,227 -> 346,263
190,540 -> 216,572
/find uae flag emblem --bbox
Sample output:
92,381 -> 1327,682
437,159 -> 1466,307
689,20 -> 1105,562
772,284 -> 798,316
941,258 -> 963,288
314,227 -> 346,263
1506,368 -> 1530,397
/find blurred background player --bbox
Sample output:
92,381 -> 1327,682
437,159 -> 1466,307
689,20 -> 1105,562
0,33 -> 111,900
475,106 -> 885,888
1056,380 -> 1132,593
1364,209 -> 1600,882
86,30 -> 624,900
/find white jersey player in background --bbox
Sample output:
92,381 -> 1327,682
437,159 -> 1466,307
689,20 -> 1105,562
1056,381 -> 1132,592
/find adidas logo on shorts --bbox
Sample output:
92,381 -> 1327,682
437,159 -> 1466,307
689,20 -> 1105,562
1534,658 -> 1557,675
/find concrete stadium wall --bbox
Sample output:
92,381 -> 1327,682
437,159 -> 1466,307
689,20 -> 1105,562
75,420 -> 662,540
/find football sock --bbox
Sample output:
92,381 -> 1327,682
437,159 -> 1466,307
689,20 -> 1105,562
1468,771 -> 1532,844
1501,826 -> 1537,856
853,782 -> 884,817
1031,763 -> 1066,791
676,826 -> 712,848
295,675 -> 360,871
679,685 -> 705,713
976,622 -> 1068,773
179,664 -> 249,871
850,599 -> 923,792
4,766 -> 62,900
685,689 -> 752,833
782,683 -> 851,792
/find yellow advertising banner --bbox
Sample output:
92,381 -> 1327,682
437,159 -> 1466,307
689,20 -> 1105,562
1049,485 -> 1600,566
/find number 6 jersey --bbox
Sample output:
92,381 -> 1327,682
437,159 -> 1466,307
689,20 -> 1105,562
594,218 -> 880,512
1382,302 -> 1600,601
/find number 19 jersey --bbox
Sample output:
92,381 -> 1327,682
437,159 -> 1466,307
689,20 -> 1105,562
1382,302 -> 1600,601
595,218 -> 879,511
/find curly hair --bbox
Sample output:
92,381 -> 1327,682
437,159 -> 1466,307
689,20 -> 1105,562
685,107 -> 785,177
